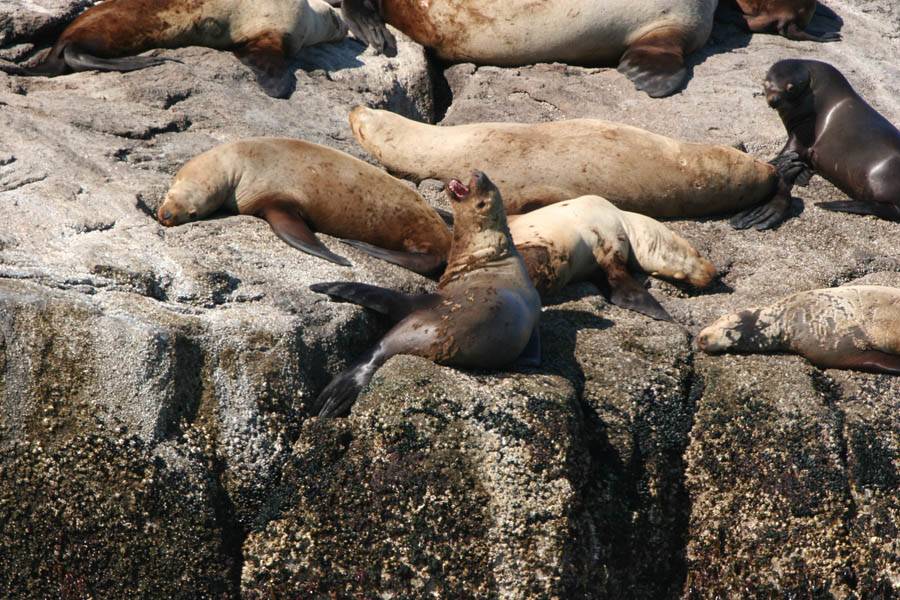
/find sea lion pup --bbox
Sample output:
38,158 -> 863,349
340,0 -> 839,98
508,196 -> 717,321
311,171 -> 542,417
158,138 -> 451,269
721,0 -> 841,42
349,106 -> 797,230
697,286 -> 900,375
0,0 -> 348,98
765,59 -> 900,222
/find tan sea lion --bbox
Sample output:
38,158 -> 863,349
697,286 -> 900,374
311,171 -> 542,417
349,106 -> 798,230
158,137 -> 451,270
0,0 -> 348,98
509,195 -> 717,321
340,0 -> 839,98
765,59 -> 900,222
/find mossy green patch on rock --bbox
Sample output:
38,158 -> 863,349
0,431 -> 237,598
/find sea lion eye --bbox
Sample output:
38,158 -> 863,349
189,209 -> 198,218
476,201 -> 486,209
786,83 -> 795,92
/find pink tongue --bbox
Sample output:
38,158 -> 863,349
448,179 -> 469,198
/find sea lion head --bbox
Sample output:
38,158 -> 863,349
695,309 -> 762,353
763,59 -> 812,111
157,179 -> 215,226
445,170 -> 511,248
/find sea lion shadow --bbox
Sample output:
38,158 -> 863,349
293,37 -> 367,73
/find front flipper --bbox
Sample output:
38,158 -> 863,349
310,281 -> 440,321
730,184 -> 792,230
233,33 -> 294,98
617,28 -> 688,98
315,341 -> 391,417
770,150 -> 814,187
63,45 -> 180,73
514,327 -> 542,368
780,22 -> 841,43
816,200 -> 900,221
591,265 -> 672,322
257,203 -> 351,266
341,240 -> 446,275
342,0 -> 398,57
821,350 -> 900,375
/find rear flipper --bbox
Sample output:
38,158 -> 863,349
257,201 -> 352,266
342,0 -> 398,57
617,28 -> 688,98
234,33 -> 295,98
315,340 -> 391,417
816,200 -> 900,221
310,281 -> 440,321
730,183 -> 792,230
63,45 -> 180,73
818,350 -> 900,376
341,239 -> 446,275
779,22 -> 841,43
591,268 -> 672,322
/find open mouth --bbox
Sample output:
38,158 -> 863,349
448,179 -> 470,201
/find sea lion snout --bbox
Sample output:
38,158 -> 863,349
447,178 -> 470,201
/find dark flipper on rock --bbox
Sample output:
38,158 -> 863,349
315,342 -> 389,417
342,0 -> 397,57
341,239 -> 446,275
234,33 -> 295,98
257,202 -> 351,266
592,264 -> 672,322
780,22 -> 841,43
310,281 -> 440,321
617,28 -> 688,98
816,200 -> 900,221
64,45 -> 180,72
730,180 -> 793,230
514,327 -> 542,368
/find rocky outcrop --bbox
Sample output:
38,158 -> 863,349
0,0 -> 897,597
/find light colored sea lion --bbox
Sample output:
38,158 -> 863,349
0,0 -> 348,98
697,286 -> 900,374
349,106 -> 797,230
158,137 -> 451,269
765,59 -> 900,222
310,171 -> 542,417
340,0 -> 839,98
508,195 -> 717,321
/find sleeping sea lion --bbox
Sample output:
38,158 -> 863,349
765,59 -> 900,222
0,0 -> 348,98
158,137 -> 451,270
721,0 -> 841,42
311,171 -> 542,417
349,106 -> 799,230
509,195 -> 717,321
341,0 -> 839,98
697,286 -> 900,374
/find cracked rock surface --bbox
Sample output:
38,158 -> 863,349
1,0 -> 898,597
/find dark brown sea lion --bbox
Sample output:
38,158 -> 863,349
340,0 -> 839,98
311,171 -> 542,417
766,59 -> 900,222
723,0 -> 841,42
697,286 -> 900,374
0,0 -> 348,98
158,138 -> 451,270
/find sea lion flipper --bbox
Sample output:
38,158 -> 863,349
780,23 -> 841,43
730,192 -> 791,230
310,281 -> 440,321
340,240 -> 446,275
258,204 -> 352,266
617,28 -> 687,98
593,267 -> 672,322
234,34 -> 295,98
815,200 -> 900,221
837,351 -> 900,375
63,46 -> 179,73
341,0 -> 398,57
514,327 -> 542,368
315,343 -> 391,417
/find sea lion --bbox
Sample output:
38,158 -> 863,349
697,286 -> 900,375
765,59 -> 900,222
341,0 -> 838,98
349,106 -> 799,230
509,195 -> 717,321
0,0 -> 348,98
311,170 -> 542,417
158,137 -> 451,270
721,1 -> 841,42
